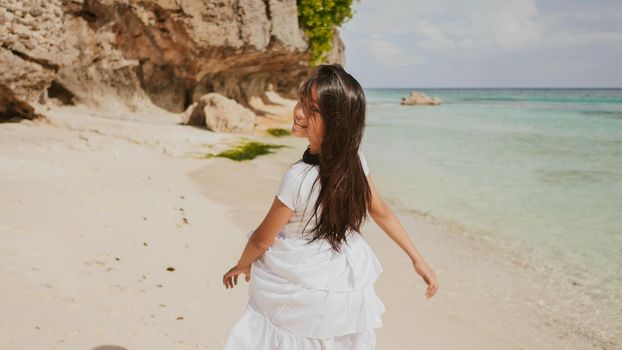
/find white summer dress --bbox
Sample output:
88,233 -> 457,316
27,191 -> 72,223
224,150 -> 385,350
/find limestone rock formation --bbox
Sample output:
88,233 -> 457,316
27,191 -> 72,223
0,84 -> 46,123
0,0 -> 345,118
182,93 -> 256,134
400,91 -> 442,106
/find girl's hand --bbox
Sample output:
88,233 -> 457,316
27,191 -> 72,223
413,260 -> 439,299
223,264 -> 251,289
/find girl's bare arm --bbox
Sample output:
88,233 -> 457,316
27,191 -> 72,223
366,175 -> 439,298
224,197 -> 292,289
366,175 -> 426,264
235,197 -> 293,268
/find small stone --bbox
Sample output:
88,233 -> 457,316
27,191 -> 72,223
24,40 -> 35,50
3,35 -> 17,46
30,8 -> 43,17
3,11 -> 15,21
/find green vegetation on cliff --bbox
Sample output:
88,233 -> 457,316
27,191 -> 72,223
297,0 -> 359,66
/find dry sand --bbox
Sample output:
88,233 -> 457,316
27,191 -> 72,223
0,103 -> 521,349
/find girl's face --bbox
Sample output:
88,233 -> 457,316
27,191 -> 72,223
291,83 -> 325,147
291,101 -> 308,137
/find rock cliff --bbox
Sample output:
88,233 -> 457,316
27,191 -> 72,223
0,0 -> 345,115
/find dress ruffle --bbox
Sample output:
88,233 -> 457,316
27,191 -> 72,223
225,229 -> 385,348
253,229 -> 384,292
224,304 -> 379,350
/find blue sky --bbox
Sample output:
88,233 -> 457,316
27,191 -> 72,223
340,0 -> 622,88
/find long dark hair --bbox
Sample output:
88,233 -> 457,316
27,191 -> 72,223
298,64 -> 371,252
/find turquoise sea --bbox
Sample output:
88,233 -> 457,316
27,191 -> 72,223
361,88 -> 622,348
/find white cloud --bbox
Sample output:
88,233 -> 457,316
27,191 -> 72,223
340,0 -> 622,87
416,21 -> 454,51
357,34 -> 425,67
463,0 -> 542,51
342,0 -> 547,68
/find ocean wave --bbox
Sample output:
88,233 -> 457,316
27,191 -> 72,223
536,169 -> 618,185
580,109 -> 622,120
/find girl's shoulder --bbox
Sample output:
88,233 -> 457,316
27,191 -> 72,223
358,149 -> 370,176
289,158 -> 318,174
276,150 -> 369,210
286,151 -> 369,176
276,161 -> 317,211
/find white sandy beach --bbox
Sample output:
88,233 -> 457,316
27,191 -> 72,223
1,105 -> 524,349
2,0 -> 618,347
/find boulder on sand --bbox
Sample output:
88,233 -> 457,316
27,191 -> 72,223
400,91 -> 442,106
0,84 -> 46,123
182,93 -> 256,134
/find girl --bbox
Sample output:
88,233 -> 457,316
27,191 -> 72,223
222,64 -> 438,349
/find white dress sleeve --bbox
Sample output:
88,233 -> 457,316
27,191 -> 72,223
276,168 -> 298,211
358,149 -> 370,176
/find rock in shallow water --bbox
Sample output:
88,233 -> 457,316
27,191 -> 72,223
400,91 -> 442,106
